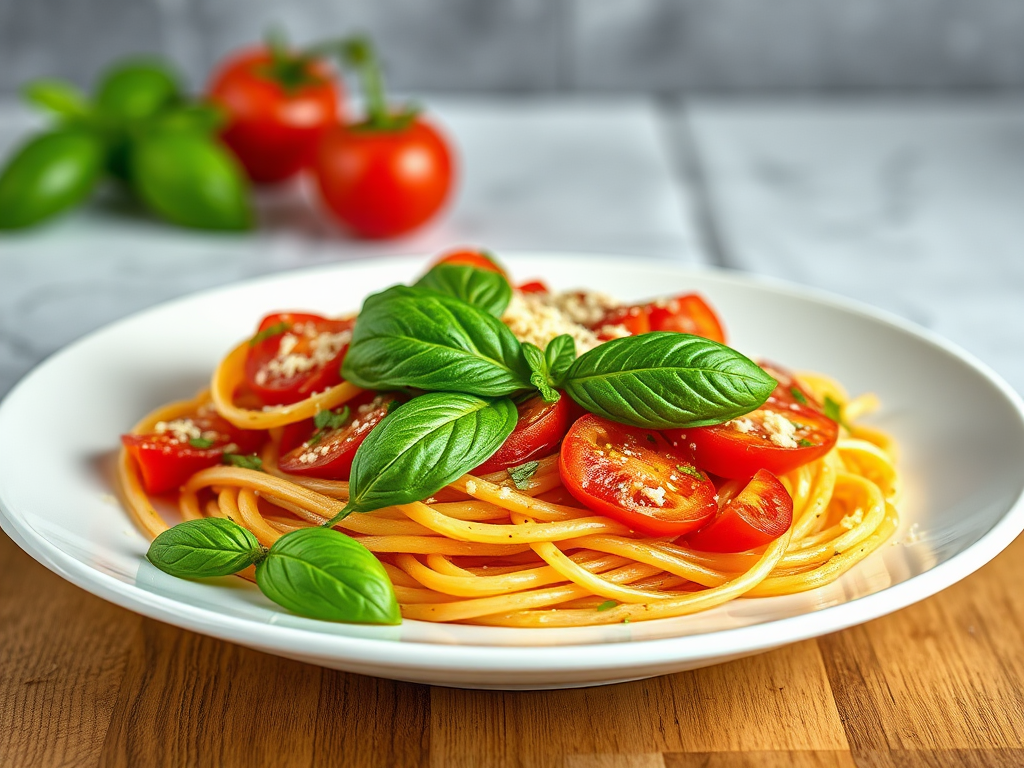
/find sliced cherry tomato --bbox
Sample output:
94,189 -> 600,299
647,293 -> 726,343
517,279 -> 549,294
432,248 -> 506,276
594,304 -> 651,339
559,414 -> 717,537
474,392 -> 571,474
279,417 -> 315,455
122,407 -> 264,494
207,46 -> 342,184
278,394 -> 395,480
243,312 -> 354,406
685,469 -> 793,552
666,368 -> 839,480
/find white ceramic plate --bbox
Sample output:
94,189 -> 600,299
2,253 -> 1023,690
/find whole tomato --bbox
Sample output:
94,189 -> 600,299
312,37 -> 454,238
207,45 -> 342,184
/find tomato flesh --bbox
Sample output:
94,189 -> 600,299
647,294 -> 726,343
559,414 -> 718,537
474,392 -> 571,474
122,408 -> 264,494
666,367 -> 838,480
685,469 -> 793,552
517,280 -> 549,294
433,248 -> 506,276
278,395 -> 394,480
243,312 -> 354,406
592,292 -> 725,343
207,47 -> 342,184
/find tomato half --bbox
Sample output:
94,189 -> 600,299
647,293 -> 726,343
474,392 -> 571,474
559,415 -> 718,537
243,312 -> 355,406
278,395 -> 394,480
207,47 -> 342,184
517,280 -> 548,294
433,248 -> 505,276
314,117 -> 453,238
122,407 -> 264,494
592,293 -> 725,343
666,368 -> 838,480
685,469 -> 793,552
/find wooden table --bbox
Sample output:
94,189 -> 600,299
3,98 -> 1024,768
4,526 -> 1023,767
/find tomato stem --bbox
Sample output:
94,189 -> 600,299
336,35 -> 416,131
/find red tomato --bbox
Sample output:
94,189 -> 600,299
559,415 -> 718,537
122,408 -> 264,494
244,312 -> 355,406
759,361 -> 821,410
433,248 -> 505,275
595,304 -> 651,338
647,294 -> 726,343
314,117 -> 453,238
517,280 -> 549,294
665,369 -> 839,480
685,469 -> 793,552
207,47 -> 342,184
278,395 -> 394,480
474,393 -> 571,474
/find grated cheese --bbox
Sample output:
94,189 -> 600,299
502,292 -> 602,352
640,485 -> 667,507
762,410 -> 799,448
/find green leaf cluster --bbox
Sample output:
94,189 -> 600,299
1,57 -> 252,231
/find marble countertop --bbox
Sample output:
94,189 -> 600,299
1,96 -> 1022,398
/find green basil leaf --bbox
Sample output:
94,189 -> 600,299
314,405 -> 350,431
823,396 -> 850,430
336,392 -> 517,517
522,342 -> 559,403
21,79 -> 92,119
544,334 -> 577,387
255,527 -> 400,624
563,332 -> 776,429
250,321 -> 291,346
147,518 -> 263,578
223,453 -> 263,471
341,285 -> 532,396
507,460 -> 540,490
414,263 -> 512,317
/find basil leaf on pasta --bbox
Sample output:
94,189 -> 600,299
255,527 -> 400,624
522,342 -> 559,403
336,392 -> 517,518
563,332 -> 776,429
544,334 -> 577,388
147,518 -> 264,578
341,285 -> 532,397
414,262 -> 512,317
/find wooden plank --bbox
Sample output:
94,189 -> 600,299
819,535 -> 1024,757
0,531 -> 139,768
429,640 -> 848,767
664,752 -> 856,767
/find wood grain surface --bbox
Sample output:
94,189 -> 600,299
3,528 -> 1023,768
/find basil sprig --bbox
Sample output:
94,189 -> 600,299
331,392 -> 517,521
562,332 -> 776,429
414,262 -> 512,317
147,519 -> 399,625
341,285 -> 532,396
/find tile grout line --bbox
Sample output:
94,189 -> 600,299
654,97 -> 733,269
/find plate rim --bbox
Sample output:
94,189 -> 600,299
2,251 -> 1023,676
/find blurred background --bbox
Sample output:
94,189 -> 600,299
5,0 -> 1024,93
0,1 -> 1022,398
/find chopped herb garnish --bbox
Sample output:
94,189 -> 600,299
798,438 -> 815,448
823,396 -> 850,429
507,460 -> 540,490
189,437 -> 214,449
596,600 -> 617,612
223,453 -> 263,471
676,464 -> 705,480
314,406 -> 350,431
790,387 -> 808,405
645,433 -> 656,444
622,618 -> 630,624
249,321 -> 291,347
